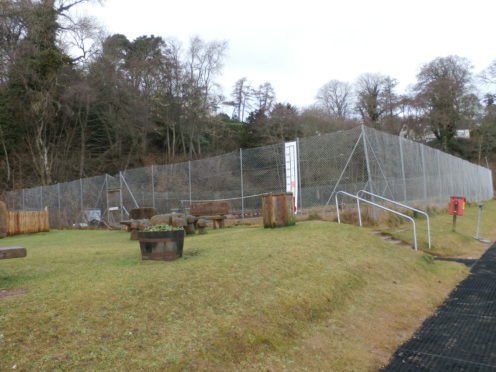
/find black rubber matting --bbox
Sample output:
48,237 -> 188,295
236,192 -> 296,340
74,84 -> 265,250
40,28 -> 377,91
382,243 -> 496,371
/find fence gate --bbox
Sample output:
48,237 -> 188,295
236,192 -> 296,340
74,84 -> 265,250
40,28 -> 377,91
105,175 -> 124,227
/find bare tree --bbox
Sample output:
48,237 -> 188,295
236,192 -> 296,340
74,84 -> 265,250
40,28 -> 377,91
230,77 -> 251,122
252,82 -> 275,115
316,80 -> 353,119
355,73 -> 388,126
480,59 -> 496,85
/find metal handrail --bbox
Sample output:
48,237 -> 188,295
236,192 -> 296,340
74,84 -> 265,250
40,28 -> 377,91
357,190 -> 431,249
335,191 -> 418,251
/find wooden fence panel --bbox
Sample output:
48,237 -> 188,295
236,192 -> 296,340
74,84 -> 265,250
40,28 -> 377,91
7,211 -> 50,236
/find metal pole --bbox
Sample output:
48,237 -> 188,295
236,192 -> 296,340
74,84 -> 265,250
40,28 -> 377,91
475,204 -> 482,240
452,200 -> 458,232
151,165 -> 156,209
336,190 -> 418,250
474,203 -> 490,243
357,189 -> 431,249
240,149 -> 245,219
296,137 -> 303,214
40,186 -> 43,210
361,126 -> 373,194
80,178 -> 84,218
105,174 -> 109,223
57,183 -> 61,227
188,161 -> 192,206
322,132 -> 363,210
436,150 -> 442,204
356,198 -> 363,227
477,167 -> 482,202
22,189 -> 25,211
420,144 -> 428,201
120,173 -> 139,208
399,137 -> 407,201
119,172 -> 124,222
361,126 -> 377,220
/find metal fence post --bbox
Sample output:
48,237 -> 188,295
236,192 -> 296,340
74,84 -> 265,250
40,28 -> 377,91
240,148 -> 244,219
399,136 -> 407,202
119,172 -> 124,222
436,150 -> 442,203
80,178 -> 84,220
297,137 -> 303,214
151,165 -> 156,209
22,189 -> 25,211
420,144 -> 428,201
40,186 -> 43,210
188,161 -> 192,206
57,183 -> 61,226
105,174 -> 109,223
361,126 -> 373,194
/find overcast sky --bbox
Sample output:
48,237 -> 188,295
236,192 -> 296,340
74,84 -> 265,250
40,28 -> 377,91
77,0 -> 496,109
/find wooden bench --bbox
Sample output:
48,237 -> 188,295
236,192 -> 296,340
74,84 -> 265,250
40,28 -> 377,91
0,246 -> 27,260
190,202 -> 230,229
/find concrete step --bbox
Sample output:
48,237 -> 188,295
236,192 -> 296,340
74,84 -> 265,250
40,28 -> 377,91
372,231 -> 412,248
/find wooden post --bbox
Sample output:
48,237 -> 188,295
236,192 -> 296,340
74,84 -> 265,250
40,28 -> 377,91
452,200 -> 458,232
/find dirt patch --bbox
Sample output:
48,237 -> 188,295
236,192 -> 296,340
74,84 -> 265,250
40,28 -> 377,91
0,288 -> 26,299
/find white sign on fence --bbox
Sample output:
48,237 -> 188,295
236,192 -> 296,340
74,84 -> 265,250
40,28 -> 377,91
285,141 -> 299,212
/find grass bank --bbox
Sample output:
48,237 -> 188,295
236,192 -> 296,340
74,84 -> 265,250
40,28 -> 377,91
383,199 -> 496,258
0,221 -> 469,370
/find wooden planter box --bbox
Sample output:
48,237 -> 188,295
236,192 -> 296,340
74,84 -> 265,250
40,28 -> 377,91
137,230 -> 185,261
262,193 -> 296,228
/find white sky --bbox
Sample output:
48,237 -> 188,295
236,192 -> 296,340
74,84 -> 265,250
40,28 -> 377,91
77,0 -> 496,109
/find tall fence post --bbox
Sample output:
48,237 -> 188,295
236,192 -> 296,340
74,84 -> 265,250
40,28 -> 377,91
188,161 -> 192,206
151,165 -> 156,209
297,137 -> 303,214
436,150 -> 443,203
105,174 -> 109,223
449,155 -> 455,196
119,172 -> 124,222
240,148 -> 244,219
420,144 -> 428,202
22,189 -> 25,211
40,186 -> 43,210
80,178 -> 84,221
361,125 -> 378,219
361,125 -> 373,194
399,136 -> 407,202
57,183 -> 61,227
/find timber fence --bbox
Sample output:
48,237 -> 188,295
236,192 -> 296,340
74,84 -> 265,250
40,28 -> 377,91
8,211 -> 49,235
5,126 -> 494,227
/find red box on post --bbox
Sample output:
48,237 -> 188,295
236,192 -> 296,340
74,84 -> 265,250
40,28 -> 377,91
449,196 -> 466,216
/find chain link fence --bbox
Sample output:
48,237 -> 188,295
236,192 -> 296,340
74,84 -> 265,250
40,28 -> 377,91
5,126 -> 493,227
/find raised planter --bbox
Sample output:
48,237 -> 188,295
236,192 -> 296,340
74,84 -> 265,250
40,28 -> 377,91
262,192 -> 296,228
137,230 -> 185,261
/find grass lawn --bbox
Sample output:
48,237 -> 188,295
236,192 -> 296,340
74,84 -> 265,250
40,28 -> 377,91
0,221 -> 474,370
382,199 -> 496,258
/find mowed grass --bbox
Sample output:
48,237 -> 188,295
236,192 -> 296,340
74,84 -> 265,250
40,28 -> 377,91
383,199 -> 496,258
0,222 -> 469,371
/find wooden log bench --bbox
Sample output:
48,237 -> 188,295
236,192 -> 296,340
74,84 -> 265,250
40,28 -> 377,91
190,202 -> 230,229
0,246 -> 27,260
